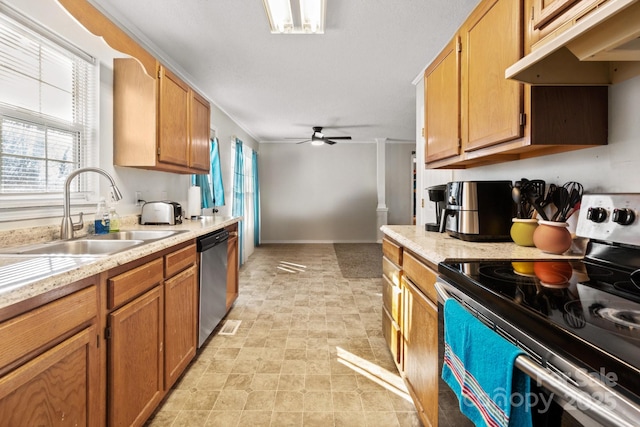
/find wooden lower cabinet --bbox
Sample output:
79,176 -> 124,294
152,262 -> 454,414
164,264 -> 198,389
108,286 -> 164,427
226,233 -> 239,310
382,241 -> 440,427
0,325 -> 99,427
403,277 -> 439,427
0,282 -> 99,427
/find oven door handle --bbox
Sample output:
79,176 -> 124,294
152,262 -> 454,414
434,279 -> 638,427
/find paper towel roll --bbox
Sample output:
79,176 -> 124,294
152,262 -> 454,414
187,186 -> 201,219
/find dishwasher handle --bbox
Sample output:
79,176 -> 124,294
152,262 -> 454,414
197,229 -> 229,252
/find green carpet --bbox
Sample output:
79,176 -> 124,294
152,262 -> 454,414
333,243 -> 382,278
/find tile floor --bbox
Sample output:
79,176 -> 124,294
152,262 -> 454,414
145,244 -> 422,426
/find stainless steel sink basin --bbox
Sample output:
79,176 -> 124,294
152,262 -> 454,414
9,239 -> 144,256
90,230 -> 186,241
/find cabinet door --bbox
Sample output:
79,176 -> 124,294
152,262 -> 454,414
403,278 -> 439,427
462,0 -> 523,152
533,0 -> 580,30
108,286 -> 163,427
164,264 -> 198,390
0,325 -> 99,427
158,66 -> 189,167
190,91 -> 211,172
425,36 -> 461,163
226,234 -> 239,310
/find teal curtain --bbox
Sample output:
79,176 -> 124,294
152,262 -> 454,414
233,139 -> 245,264
192,138 -> 225,209
252,150 -> 260,247
210,138 -> 225,206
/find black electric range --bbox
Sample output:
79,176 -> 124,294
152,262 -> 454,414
437,194 -> 640,426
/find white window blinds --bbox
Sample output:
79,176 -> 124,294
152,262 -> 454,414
0,4 -> 96,213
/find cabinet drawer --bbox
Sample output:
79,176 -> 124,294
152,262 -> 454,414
382,275 -> 402,326
403,251 -> 438,304
382,238 -> 403,266
382,256 -> 402,285
382,307 -> 402,366
108,258 -> 164,309
0,285 -> 97,372
165,243 -> 196,278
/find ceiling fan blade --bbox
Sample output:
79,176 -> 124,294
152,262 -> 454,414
296,139 -> 311,144
324,136 -> 351,140
324,139 -> 337,145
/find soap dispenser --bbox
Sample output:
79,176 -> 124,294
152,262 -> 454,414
94,197 -> 110,234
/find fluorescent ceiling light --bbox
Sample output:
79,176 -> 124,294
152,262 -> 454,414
263,0 -> 325,34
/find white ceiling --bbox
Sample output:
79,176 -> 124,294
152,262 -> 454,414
90,0 -> 479,144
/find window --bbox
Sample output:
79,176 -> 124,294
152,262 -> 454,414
0,4 -> 96,220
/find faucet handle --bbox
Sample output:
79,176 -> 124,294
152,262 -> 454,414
72,212 -> 84,231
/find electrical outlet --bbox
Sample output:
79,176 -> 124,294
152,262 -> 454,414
135,191 -> 142,206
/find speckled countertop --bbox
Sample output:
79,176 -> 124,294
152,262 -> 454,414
380,225 -> 585,267
0,216 -> 240,311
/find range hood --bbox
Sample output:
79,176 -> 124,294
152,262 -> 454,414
506,0 -> 640,85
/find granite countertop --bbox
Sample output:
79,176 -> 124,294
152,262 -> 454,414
381,224 -> 585,267
0,216 -> 241,311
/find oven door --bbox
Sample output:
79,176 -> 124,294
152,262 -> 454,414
434,278 -> 639,427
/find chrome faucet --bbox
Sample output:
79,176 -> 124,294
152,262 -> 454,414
61,167 -> 123,240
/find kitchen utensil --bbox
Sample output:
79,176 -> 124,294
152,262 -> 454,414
551,187 -> 569,221
540,183 -> 557,208
512,185 -> 523,218
560,181 -> 583,221
563,300 -> 586,329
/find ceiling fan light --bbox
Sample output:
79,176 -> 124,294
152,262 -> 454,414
311,139 -> 324,146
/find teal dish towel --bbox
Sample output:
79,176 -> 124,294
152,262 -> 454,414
441,299 -> 533,427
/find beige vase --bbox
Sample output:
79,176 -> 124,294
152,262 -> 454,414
533,220 -> 572,254
510,218 -> 538,247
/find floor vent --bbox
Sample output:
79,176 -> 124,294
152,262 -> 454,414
218,320 -> 241,336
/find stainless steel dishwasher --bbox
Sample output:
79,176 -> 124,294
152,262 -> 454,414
197,229 -> 229,348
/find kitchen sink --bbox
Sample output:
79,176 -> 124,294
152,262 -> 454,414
3,239 -> 144,256
90,230 -> 186,241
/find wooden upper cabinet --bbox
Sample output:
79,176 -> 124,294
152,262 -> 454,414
158,66 -> 190,167
113,59 -> 211,174
189,91 -> 212,172
424,0 -> 607,169
424,36 -> 461,163
462,0 -> 523,152
533,0 -> 581,30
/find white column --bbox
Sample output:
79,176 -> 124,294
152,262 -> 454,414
376,138 -> 388,242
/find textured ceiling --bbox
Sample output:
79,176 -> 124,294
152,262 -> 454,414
90,0 -> 478,143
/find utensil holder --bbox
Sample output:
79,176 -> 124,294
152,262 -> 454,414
533,220 -> 572,254
510,218 -> 538,247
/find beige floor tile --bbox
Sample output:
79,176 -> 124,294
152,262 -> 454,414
244,390 -> 277,411
150,244 -> 421,427
204,410 -> 241,427
171,410 -> 211,427
274,390 -> 304,412
304,391 -> 333,411
271,411 -> 304,427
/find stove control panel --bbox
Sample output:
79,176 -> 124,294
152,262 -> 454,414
576,194 -> 640,246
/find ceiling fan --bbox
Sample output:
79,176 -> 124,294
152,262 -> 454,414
296,127 -> 352,145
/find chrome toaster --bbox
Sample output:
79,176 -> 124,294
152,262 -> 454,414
140,201 -> 182,225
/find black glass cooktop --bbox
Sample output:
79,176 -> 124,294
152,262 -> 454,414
439,258 -> 640,401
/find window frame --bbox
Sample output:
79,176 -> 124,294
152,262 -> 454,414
0,3 -> 99,222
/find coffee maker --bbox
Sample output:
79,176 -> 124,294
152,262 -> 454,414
425,184 -> 446,232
